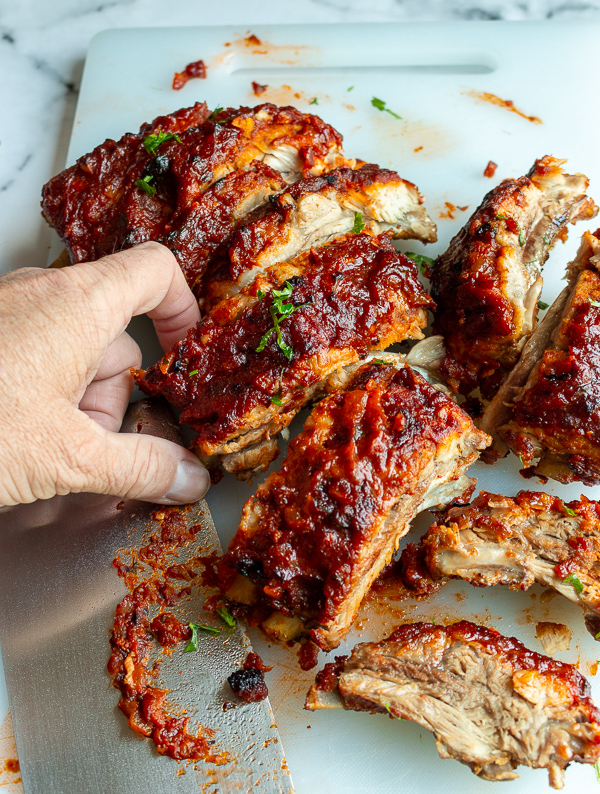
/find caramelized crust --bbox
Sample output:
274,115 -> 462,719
223,362 -> 489,650
305,621 -> 600,789
499,231 -> 600,484
431,156 -> 597,399
413,490 -> 600,614
41,103 -> 350,285
136,233 -> 434,464
200,163 -> 437,309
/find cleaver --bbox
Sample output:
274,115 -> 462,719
0,398 -> 293,794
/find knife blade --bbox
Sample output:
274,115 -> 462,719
0,398 -> 293,794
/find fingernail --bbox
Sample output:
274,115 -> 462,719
161,458 -> 211,504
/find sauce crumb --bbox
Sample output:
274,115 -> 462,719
252,81 -> 268,96
173,59 -> 207,91
483,160 -> 498,178
414,146 -> 423,153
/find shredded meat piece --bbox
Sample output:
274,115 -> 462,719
136,233 -> 434,478
408,490 -> 600,616
223,360 -> 489,650
498,230 -> 600,484
305,621 -> 600,789
431,155 -> 597,401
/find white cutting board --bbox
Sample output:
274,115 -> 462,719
24,21 -> 600,793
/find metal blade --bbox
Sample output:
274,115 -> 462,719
0,403 -> 293,794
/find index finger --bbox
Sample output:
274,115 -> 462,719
71,242 -> 200,352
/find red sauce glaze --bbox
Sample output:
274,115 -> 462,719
173,59 -> 207,90
511,266 -> 600,483
3,759 -> 19,774
297,642 -> 320,671
137,234 -> 433,454
314,656 -> 349,692
483,160 -> 498,178
224,363 -> 480,628
244,651 -> 274,672
108,508 -> 227,763
151,612 -> 192,646
252,81 -> 268,96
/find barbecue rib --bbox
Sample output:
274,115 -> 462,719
200,163 -> 437,312
222,361 -> 490,651
136,233 -> 435,478
496,230 -> 600,484
305,621 -> 600,789
41,103 -> 352,287
430,156 -> 597,400
403,490 -> 600,618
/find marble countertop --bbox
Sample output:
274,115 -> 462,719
2,0 -> 600,783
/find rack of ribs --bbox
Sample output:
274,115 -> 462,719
136,233 -> 435,478
430,156 -> 597,401
200,163 -> 437,312
401,491 -> 600,623
305,621 -> 600,789
41,103 -> 354,287
222,361 -> 490,651
488,230 -> 600,483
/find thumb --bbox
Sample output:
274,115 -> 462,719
69,420 -> 211,504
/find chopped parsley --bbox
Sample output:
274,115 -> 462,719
537,300 -> 549,311
495,213 -> 508,221
256,289 -> 266,300
383,702 -> 406,720
208,106 -> 224,122
518,227 -> 526,247
256,282 -> 313,361
352,211 -> 365,234
563,505 -> 577,516
309,97 -> 318,105
371,359 -> 387,366
595,631 -> 600,640
595,759 -> 600,783
184,622 -> 222,652
270,394 -> 283,406
371,96 -> 402,119
591,299 -> 600,308
188,369 -> 198,377
405,251 -> 435,275
135,175 -> 156,197
347,86 -> 354,92
543,234 -> 550,245
216,607 -> 236,628
143,130 -> 182,156
562,573 -> 584,595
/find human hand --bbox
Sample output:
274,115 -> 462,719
0,242 -> 210,506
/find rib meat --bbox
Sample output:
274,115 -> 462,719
41,103 -> 352,287
406,490 -> 600,617
430,156 -> 597,400
305,621 -> 600,789
222,361 -> 490,651
200,163 -> 437,311
498,230 -> 600,484
136,233 -> 434,477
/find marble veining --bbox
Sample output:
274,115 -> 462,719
1,0 -> 600,732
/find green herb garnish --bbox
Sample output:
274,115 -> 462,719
591,300 -> 600,308
143,130 -> 182,155
405,251 -> 435,275
383,702 -> 406,720
352,211 -> 365,234
371,96 -> 402,119
595,759 -> 600,783
309,97 -> 318,105
135,175 -> 156,197
208,106 -> 224,122
537,300 -> 549,310
371,359 -> 387,366
562,573 -> 584,595
595,631 -> 600,640
184,622 -> 222,652
256,282 -> 313,361
347,86 -> 354,92
188,369 -> 198,377
496,213 -> 508,221
216,608 -> 236,628
270,394 -> 283,406
563,505 -> 577,516
518,227 -> 526,247
543,234 -> 550,245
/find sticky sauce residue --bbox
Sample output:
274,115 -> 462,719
439,202 -> 469,220
247,83 -> 328,108
467,90 -> 543,124
0,713 -> 22,792
215,31 -> 313,68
